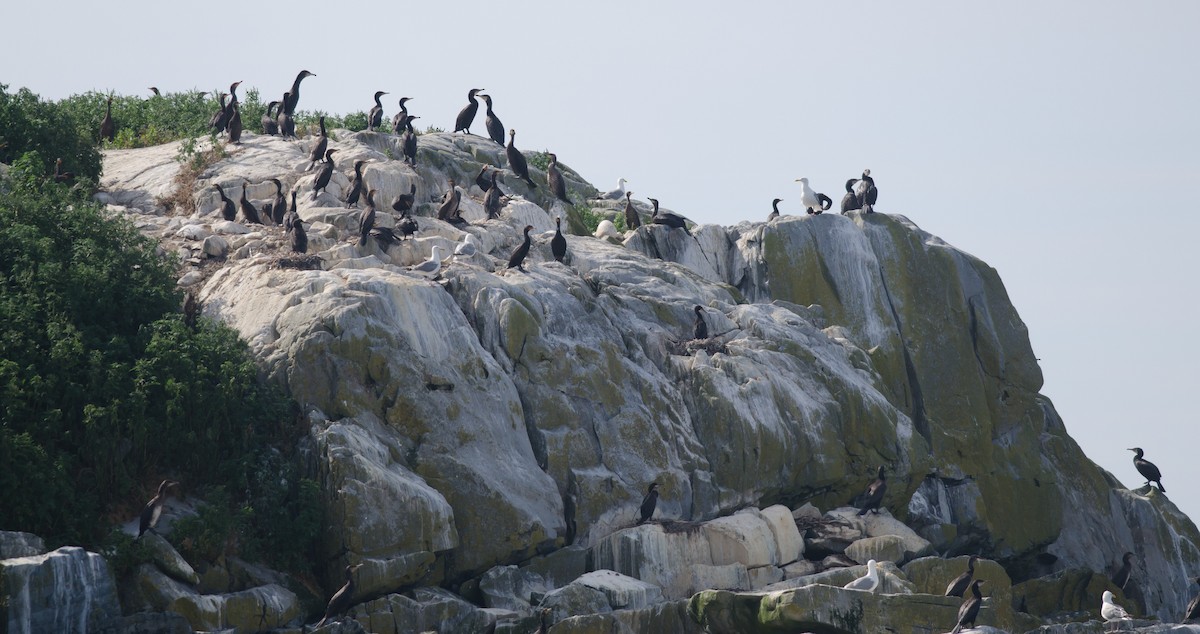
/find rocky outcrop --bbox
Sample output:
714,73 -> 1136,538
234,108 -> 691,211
0,546 -> 121,634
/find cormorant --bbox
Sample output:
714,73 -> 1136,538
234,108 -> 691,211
638,483 -> 659,524
148,87 -> 160,97
270,179 -> 287,225
391,97 -> 413,134
401,115 -> 419,165
392,183 -> 416,215
1112,551 -> 1134,591
693,305 -> 708,340
397,210 -> 418,240
855,465 -> 887,515
454,88 -> 485,134
437,178 -> 462,224
315,564 -> 361,628
623,191 -> 641,230
209,92 -> 229,134
284,70 -> 315,115
283,190 -> 299,231
214,184 -> 236,221
100,95 -> 115,142
138,480 -> 178,538
52,158 -> 74,183
600,178 -> 627,200
290,219 -> 308,254
182,291 -> 199,330
367,90 -> 388,131
227,102 -> 242,144
768,198 -> 783,221
860,169 -> 878,207
225,81 -> 243,132
945,555 -> 978,597
506,129 -> 537,188
1184,577 -> 1200,621
311,149 -> 338,200
479,93 -> 505,146
794,177 -> 832,214
370,227 -> 401,248
1129,447 -> 1165,492
411,245 -> 444,276
649,198 -> 690,234
1101,590 -> 1129,621
475,165 -> 491,193
841,179 -> 861,213
277,92 -> 295,138
551,216 -> 567,262
262,101 -> 280,135
843,559 -> 880,592
484,171 -> 504,219
346,160 -> 367,208
547,152 -> 570,203
239,183 -> 262,224
306,116 -> 329,171
358,189 -> 376,247
507,225 -> 533,271
950,580 -> 985,633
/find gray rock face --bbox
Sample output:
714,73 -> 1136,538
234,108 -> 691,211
0,531 -> 45,559
0,546 -> 121,634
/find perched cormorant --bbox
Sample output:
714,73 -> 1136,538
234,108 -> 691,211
547,152 -> 570,203
401,115 -> 419,165
214,184 -> 236,221
370,227 -> 401,248
100,95 -> 115,142
283,190 -> 299,231
855,465 -> 887,516
841,179 -> 861,213
367,90 -> 388,131
950,580 -> 985,633
506,129 -> 537,188
283,70 -> 315,115
639,482 -> 659,524
138,480 -> 178,538
270,179 -> 287,225
238,183 -> 262,224
454,88 -> 485,134
507,225 -> 534,271
391,97 -> 413,134
479,93 -> 505,146
623,191 -> 641,230
860,169 -> 878,207
392,183 -> 416,215
600,178 -> 628,200
306,116 -> 329,171
315,564 -> 361,628
227,102 -> 242,144
1112,551 -> 1134,591
437,179 -> 462,224
1101,590 -> 1129,621
1129,447 -> 1165,492
224,81 -> 243,134
843,559 -> 880,592
290,219 -> 308,254
411,245 -> 444,276
182,291 -> 199,330
484,171 -> 504,219
262,101 -> 280,135
148,86 -> 161,97
277,92 -> 296,138
227,80 -> 242,108
551,216 -> 567,263
693,305 -> 708,340
768,198 -> 783,221
649,198 -> 690,234
794,178 -> 832,214
259,198 -> 274,227
52,158 -> 74,183
358,189 -> 377,247
475,165 -> 492,193
209,92 -> 229,134
1184,577 -> 1200,621
346,160 -> 367,208
311,149 -> 338,200
397,210 -> 418,240
945,555 -> 978,597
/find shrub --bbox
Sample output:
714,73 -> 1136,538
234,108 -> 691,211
0,84 -> 103,181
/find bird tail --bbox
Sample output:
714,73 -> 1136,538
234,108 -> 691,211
526,177 -> 538,188
950,625 -> 962,634
857,507 -> 868,516
1158,481 -> 1167,492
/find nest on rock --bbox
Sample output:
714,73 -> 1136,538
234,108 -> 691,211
659,519 -> 704,535
273,254 -> 325,270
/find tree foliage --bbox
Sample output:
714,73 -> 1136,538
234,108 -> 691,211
0,84 -> 103,181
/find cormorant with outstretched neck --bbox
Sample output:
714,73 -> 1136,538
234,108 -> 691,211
227,102 -> 242,144
290,218 -> 307,254
148,87 -> 161,97
392,183 -> 416,215
238,183 -> 262,224
475,165 -> 491,193
484,171 -> 504,219
507,225 -> 534,271
346,160 -> 367,208
945,555 -> 978,597
623,191 -> 641,230
437,179 -> 462,224
401,115 -> 419,165
551,217 -> 567,262
547,152 -> 570,203
950,580 -> 985,633
270,179 -> 287,225
480,93 -> 505,146
316,564 -> 361,628
311,149 -> 338,200
358,189 -> 377,247
306,116 -> 329,171
225,81 -> 242,128
855,465 -> 887,515
391,97 -> 413,134
283,70 -> 315,115
693,306 -> 708,340
1129,447 -> 1165,492
138,480 -> 178,538
262,101 -> 280,135
639,483 -> 659,524
506,129 -> 537,188
455,88 -> 485,134
1184,577 -> 1200,621
1112,551 -> 1134,590
100,95 -> 115,142
650,198 -> 690,234
277,92 -> 296,138
768,198 -> 783,221
841,179 -> 861,213
367,90 -> 388,131
208,92 -> 229,134
213,184 -> 236,221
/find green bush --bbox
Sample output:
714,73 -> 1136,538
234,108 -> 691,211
0,84 -> 103,181
56,89 -> 221,149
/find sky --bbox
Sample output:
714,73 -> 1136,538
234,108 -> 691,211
6,1 -> 1200,523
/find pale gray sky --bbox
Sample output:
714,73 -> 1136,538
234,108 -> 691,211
8,1 -> 1200,522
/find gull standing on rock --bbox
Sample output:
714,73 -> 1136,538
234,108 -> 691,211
1101,590 -> 1129,621
411,246 -> 444,277
794,177 -> 832,214
600,178 -> 628,200
454,233 -> 479,259
843,559 -> 880,592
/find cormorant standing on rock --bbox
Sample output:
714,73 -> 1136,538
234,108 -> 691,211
277,92 -> 295,138
623,191 -> 641,230
455,88 -> 485,134
401,115 -> 420,165
306,116 -> 329,171
1112,551 -> 1134,591
283,190 -> 299,231
480,93 -> 505,146
284,70 -> 315,115
1129,447 -> 1165,492
950,580 -> 985,633
547,152 -> 570,203
392,183 -> 416,215
397,209 -> 418,240
346,160 -> 367,208
475,165 -> 491,193
855,465 -> 887,515
358,189 -> 377,247
794,177 -> 832,214
225,80 -> 242,121
1101,590 -> 1129,621
238,183 -> 262,225
506,129 -> 537,188
100,95 -> 115,142
290,218 -> 307,254
311,149 -> 338,200
507,225 -> 534,272
214,184 -> 236,221
437,179 -> 462,224
1184,577 -> 1200,621
650,198 -> 690,234
227,102 -> 242,144
368,90 -> 388,131
639,483 -> 659,524
551,216 -> 567,263
392,97 -> 413,134
768,198 -> 782,221
138,480 -> 178,538
270,179 -> 287,225
262,101 -> 279,135
209,92 -> 229,134
945,555 -> 978,597
841,179 -> 861,213
860,169 -> 878,207
693,306 -> 708,340
316,564 -> 361,628
484,171 -> 504,219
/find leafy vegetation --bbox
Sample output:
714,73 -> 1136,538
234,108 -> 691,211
0,84 -> 103,182
527,150 -> 550,172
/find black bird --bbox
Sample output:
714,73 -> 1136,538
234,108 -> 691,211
358,189 -> 377,247
346,160 -> 367,208
391,97 -> 413,134
311,149 -> 338,200
208,92 -> 229,134
367,90 -> 388,131
768,198 -> 783,221
396,210 -> 418,240
270,179 -> 287,225
1184,577 -> 1200,621
650,198 -> 690,234
148,86 -> 161,97
506,129 -> 537,188
455,88 -> 485,134
945,555 -> 978,597
306,116 -> 329,171
214,184 -> 236,221
484,171 -> 504,219
860,169 -> 878,207
639,483 -> 659,524
547,152 -> 570,204
623,191 -> 641,230
480,93 -> 505,146
315,564 -> 361,628
227,101 -> 242,144
182,291 -> 199,330
100,95 -> 115,142
277,92 -> 296,138
52,158 -> 74,183
392,183 -> 416,215
138,480 -> 178,539
551,216 -> 567,263
693,306 -> 708,340
475,165 -> 491,193
261,101 -> 280,135
437,179 -> 462,223
290,219 -> 308,254
1112,551 -> 1134,591
1129,447 -> 1165,492
225,80 -> 242,123
283,70 -> 315,115
507,225 -> 533,272
401,115 -> 420,165
950,580 -> 985,634
283,189 -> 299,231
855,465 -> 887,516
841,179 -> 862,213
239,183 -> 262,224
810,193 -> 833,215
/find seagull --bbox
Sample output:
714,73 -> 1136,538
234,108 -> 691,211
842,559 -> 880,592
454,233 -> 479,259
1101,590 -> 1130,621
794,177 -> 832,214
411,245 -> 444,277
599,178 -> 628,200
594,219 -> 620,241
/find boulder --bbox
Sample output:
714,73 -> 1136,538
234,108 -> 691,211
141,531 -> 199,585
350,588 -> 493,634
902,556 -> 1015,632
0,531 -> 45,559
547,600 -> 703,634
119,611 -> 192,634
478,564 -> 549,613
760,504 -> 804,564
540,581 -> 611,624
0,546 -> 121,634
130,564 -> 301,631
574,570 -> 663,610
765,559 -> 915,595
